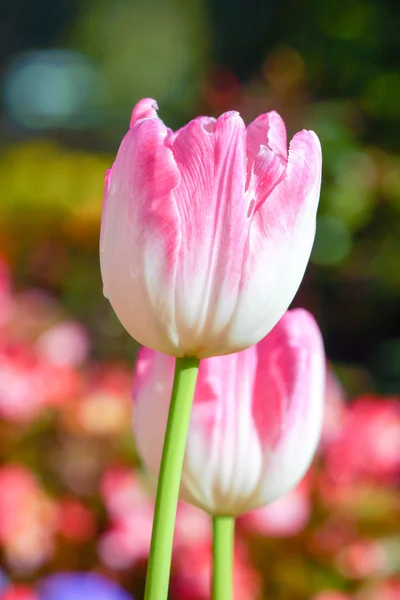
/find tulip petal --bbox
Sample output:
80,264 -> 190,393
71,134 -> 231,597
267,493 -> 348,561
167,112 -> 249,352
185,309 -> 324,512
256,129 -> 322,232
252,309 -> 324,448
100,113 -> 182,355
225,129 -> 322,352
255,309 -> 325,504
246,110 -> 288,163
185,350 -> 264,514
129,97 -> 159,128
167,111 -> 286,355
248,145 -> 286,215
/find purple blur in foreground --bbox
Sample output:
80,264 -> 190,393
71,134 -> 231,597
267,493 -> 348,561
38,573 -> 133,600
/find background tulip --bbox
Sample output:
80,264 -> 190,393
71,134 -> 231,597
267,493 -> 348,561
101,99 -> 322,358
133,308 -> 325,515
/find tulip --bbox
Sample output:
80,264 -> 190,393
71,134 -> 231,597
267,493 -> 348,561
133,308 -> 325,516
101,99 -> 322,358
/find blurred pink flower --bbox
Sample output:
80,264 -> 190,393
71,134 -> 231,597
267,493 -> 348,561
98,511 -> 153,570
0,342 -> 79,423
173,503 -> 211,549
337,540 -> 388,579
98,467 -> 154,569
36,321 -> 90,367
171,540 -> 261,600
239,479 -> 311,537
57,497 -> 96,542
100,467 -> 150,519
309,519 -> 357,560
134,309 -> 325,515
324,396 -> 400,485
0,585 -> 38,600
101,98 -> 322,357
0,465 -> 57,573
99,468 -> 212,570
360,578 -> 400,600
4,290 -> 61,342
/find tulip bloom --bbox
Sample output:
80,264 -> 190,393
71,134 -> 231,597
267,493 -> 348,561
101,99 -> 322,358
133,309 -> 325,515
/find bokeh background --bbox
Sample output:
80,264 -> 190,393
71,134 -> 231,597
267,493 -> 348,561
0,0 -> 399,598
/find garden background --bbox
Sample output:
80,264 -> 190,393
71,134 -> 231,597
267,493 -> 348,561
0,0 -> 399,598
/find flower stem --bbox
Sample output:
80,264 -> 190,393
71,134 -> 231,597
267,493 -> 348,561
212,515 -> 235,600
144,356 -> 200,600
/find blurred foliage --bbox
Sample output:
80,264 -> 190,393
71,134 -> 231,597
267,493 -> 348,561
72,0 -> 209,134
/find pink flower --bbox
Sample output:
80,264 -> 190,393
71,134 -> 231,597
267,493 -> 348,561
98,512 -> 153,570
98,467 -> 211,569
173,503 -> 211,550
98,468 -> 154,569
0,465 -> 58,573
100,467 -> 151,520
56,497 -> 96,542
323,396 -> 400,485
239,479 -> 311,537
171,540 -> 261,600
0,586 -> 38,600
100,98 -> 322,357
133,308 -> 325,515
362,578 -> 400,600
36,321 -> 90,367
0,342 -> 79,423
336,539 -> 388,579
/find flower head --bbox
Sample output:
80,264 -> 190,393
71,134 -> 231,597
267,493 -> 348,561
101,99 -> 322,357
133,309 -> 325,515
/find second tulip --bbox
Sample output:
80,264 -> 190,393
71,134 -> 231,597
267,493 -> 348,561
133,309 -> 325,516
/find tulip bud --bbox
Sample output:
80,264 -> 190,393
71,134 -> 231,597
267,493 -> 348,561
101,99 -> 322,358
133,309 -> 325,515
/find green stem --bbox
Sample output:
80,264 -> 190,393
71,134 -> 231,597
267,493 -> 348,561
212,515 -> 235,600
144,356 -> 200,600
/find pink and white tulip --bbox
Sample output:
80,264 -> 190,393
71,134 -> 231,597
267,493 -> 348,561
100,99 -> 322,357
133,309 -> 325,515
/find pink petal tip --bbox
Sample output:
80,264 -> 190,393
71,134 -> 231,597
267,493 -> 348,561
130,98 -> 159,128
